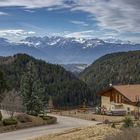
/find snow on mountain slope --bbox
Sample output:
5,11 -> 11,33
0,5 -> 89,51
23,36 -> 105,49
0,36 -> 140,64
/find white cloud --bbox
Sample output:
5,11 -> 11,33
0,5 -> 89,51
24,9 -> 35,13
70,0 -> 140,33
70,20 -> 89,27
0,0 -> 65,9
0,0 -> 139,33
0,29 -> 35,42
0,11 -> 9,16
0,29 -> 35,36
65,30 -> 94,38
0,0 -> 139,42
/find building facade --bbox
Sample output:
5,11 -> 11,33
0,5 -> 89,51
99,85 -> 140,114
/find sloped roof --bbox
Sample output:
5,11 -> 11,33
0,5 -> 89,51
100,84 -> 140,102
113,85 -> 140,102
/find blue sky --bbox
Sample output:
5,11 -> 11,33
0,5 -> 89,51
0,0 -> 140,43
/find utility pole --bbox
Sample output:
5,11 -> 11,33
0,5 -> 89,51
135,95 -> 140,120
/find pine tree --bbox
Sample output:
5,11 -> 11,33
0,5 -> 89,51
20,61 -> 45,115
0,70 -> 7,102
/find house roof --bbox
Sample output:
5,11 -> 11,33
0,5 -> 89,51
100,84 -> 140,102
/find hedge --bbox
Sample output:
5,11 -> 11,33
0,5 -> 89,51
3,118 -> 18,126
16,113 -> 32,123
46,116 -> 57,124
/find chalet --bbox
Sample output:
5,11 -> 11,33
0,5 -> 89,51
99,84 -> 140,115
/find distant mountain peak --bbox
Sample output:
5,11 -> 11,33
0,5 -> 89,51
22,36 -> 106,49
0,36 -> 140,64
0,37 -> 11,45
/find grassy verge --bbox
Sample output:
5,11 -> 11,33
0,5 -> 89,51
105,127 -> 140,140
29,116 -> 140,140
29,124 -> 140,140
29,125 -> 120,140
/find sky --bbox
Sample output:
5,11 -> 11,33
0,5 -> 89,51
0,0 -> 140,43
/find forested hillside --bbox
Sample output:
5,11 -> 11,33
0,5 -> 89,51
79,50 -> 140,104
0,54 -> 92,107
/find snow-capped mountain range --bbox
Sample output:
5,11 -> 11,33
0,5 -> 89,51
21,36 -> 105,49
0,36 -> 140,64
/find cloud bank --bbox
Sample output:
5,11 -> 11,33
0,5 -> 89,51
71,0 -> 140,33
0,0 -> 64,9
0,0 -> 139,33
0,29 -> 35,42
0,0 -> 139,42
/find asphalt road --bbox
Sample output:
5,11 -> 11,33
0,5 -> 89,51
0,114 -> 100,140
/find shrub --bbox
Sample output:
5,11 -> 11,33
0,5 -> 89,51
46,116 -> 57,124
28,112 -> 38,116
38,114 -> 43,117
41,116 -> 57,124
16,113 -> 32,123
91,118 -> 96,121
0,121 -> 3,126
38,113 -> 47,118
136,122 -> 140,127
42,116 -> 52,120
104,119 -> 110,124
3,118 -> 18,126
0,111 -> 2,121
123,117 -> 133,128
111,123 -> 116,128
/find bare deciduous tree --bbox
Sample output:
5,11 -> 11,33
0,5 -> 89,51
1,89 -> 23,118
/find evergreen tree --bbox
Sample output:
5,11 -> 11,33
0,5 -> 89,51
0,70 -> 7,102
20,61 -> 45,115
0,54 -> 93,107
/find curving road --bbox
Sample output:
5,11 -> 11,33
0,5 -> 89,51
0,114 -> 101,140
